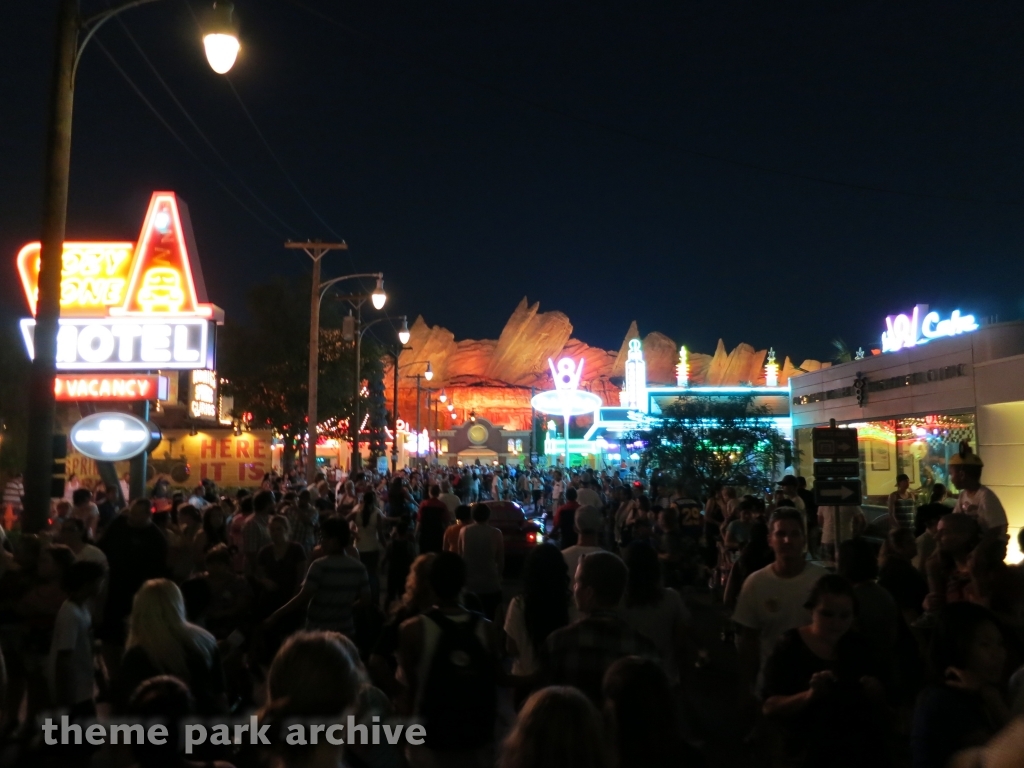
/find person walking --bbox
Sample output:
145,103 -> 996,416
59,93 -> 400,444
458,503 -> 505,621
733,508 -> 828,697
349,490 -> 385,607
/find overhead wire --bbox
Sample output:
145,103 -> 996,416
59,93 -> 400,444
112,15 -> 300,236
179,0 -> 352,262
93,38 -> 288,239
282,0 -> 1024,209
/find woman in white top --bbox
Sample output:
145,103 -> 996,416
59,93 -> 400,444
505,543 -> 575,678
348,490 -> 385,607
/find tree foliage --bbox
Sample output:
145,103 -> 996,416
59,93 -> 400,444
633,395 -> 789,500
219,276 -> 386,467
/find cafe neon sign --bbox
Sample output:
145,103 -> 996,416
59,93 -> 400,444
881,304 -> 979,354
17,192 -> 221,371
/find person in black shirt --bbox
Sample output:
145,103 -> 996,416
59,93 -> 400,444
761,574 -> 889,767
98,499 -> 169,656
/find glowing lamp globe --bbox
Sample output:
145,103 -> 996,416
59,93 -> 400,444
398,317 -> 410,346
202,3 -> 240,74
371,276 -> 387,310
204,34 -> 239,73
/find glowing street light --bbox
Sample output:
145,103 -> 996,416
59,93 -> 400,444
424,361 -> 434,381
371,276 -> 387,310
202,2 -> 240,74
398,317 -> 411,346
439,388 -> 447,403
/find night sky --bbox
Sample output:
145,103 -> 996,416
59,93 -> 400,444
3,1 -> 1024,363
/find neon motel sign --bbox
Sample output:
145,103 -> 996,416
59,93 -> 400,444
881,304 -> 979,354
17,191 -> 221,372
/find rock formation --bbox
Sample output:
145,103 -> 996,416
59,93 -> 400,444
485,298 -> 573,384
384,299 -> 820,429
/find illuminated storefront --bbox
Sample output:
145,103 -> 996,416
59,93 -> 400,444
528,342 -> 792,468
790,313 -> 1024,559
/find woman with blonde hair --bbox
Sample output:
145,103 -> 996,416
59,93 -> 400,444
110,578 -> 226,715
499,686 -> 609,768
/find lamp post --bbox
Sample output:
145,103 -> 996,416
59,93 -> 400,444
357,316 -> 409,475
285,242 -> 383,483
22,0 -> 240,532
411,362 -> 433,461
342,281 -> 388,474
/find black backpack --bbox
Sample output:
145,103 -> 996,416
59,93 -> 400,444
418,609 -> 497,750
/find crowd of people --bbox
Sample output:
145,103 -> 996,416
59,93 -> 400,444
0,442 -> 1022,768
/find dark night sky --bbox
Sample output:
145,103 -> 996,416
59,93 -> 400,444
3,0 -> 1024,363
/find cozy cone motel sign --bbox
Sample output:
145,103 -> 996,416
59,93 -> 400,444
18,192 -> 222,378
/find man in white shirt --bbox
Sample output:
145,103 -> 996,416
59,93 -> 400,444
733,507 -> 827,695
950,447 -> 1008,536
575,480 -> 603,512
438,480 -> 461,515
561,506 -> 605,588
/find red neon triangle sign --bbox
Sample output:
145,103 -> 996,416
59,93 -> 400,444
112,192 -> 213,318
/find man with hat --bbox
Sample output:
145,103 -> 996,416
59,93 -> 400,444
950,443 -> 1007,536
776,475 -> 805,514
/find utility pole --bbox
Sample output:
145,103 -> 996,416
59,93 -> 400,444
285,240 -> 348,484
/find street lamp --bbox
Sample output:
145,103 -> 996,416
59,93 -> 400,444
22,0 -> 242,532
357,315 -> 407,475
424,361 -> 433,381
202,2 -> 240,73
371,276 -> 387,311
285,239 -> 382,483
439,388 -> 447,404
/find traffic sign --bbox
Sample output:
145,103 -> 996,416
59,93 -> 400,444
812,427 -> 859,460
814,479 -> 862,506
813,461 -> 860,479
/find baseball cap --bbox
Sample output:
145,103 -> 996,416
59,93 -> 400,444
777,475 -> 798,487
574,505 -> 603,535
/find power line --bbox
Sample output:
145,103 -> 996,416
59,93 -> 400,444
93,38 -> 288,240
113,16 -> 300,235
283,0 -> 1024,209
179,0 -> 352,265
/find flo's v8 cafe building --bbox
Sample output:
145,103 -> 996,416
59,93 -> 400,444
790,305 -> 1024,560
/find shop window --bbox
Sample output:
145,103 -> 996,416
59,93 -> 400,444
515,439 -> 523,453
507,439 -> 516,453
797,414 -> 975,507
439,439 -> 448,454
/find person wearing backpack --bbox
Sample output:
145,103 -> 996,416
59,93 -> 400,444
398,551 -> 502,765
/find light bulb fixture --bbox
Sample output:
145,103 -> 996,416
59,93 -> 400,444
398,316 -> 410,346
202,2 -> 240,74
439,388 -> 447,403
451,412 -> 457,420
189,422 -> 198,437
371,276 -> 387,310
447,402 -> 454,412
469,410 -> 476,422
424,361 -> 433,381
